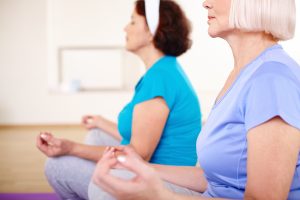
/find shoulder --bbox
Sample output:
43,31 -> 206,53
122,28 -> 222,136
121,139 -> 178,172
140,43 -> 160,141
144,56 -> 179,81
249,61 -> 300,87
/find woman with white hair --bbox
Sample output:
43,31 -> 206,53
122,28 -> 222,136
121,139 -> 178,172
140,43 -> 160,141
92,0 -> 300,199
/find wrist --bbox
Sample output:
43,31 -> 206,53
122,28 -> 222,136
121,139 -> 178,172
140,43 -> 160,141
96,116 -> 105,129
66,140 -> 77,155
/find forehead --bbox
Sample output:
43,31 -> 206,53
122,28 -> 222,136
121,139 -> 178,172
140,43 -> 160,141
132,8 -> 139,18
132,8 -> 145,20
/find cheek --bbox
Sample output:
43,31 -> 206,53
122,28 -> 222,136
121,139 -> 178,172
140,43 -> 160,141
134,32 -> 149,44
217,16 -> 230,30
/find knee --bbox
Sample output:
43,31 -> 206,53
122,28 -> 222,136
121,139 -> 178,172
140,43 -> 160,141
44,156 -> 95,200
44,157 -> 64,182
85,128 -> 103,145
45,156 -> 95,181
88,181 -> 115,200
88,169 -> 135,200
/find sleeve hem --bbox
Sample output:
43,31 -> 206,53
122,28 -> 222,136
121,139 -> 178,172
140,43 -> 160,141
246,112 -> 300,132
135,94 -> 172,110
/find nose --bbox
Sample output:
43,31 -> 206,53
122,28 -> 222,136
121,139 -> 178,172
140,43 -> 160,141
203,0 -> 212,9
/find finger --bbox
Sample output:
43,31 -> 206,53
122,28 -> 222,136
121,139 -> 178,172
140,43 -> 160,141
116,151 -> 153,179
81,115 -> 88,123
36,134 -> 45,148
40,132 -> 60,147
39,132 -> 52,145
40,132 -> 53,140
49,137 -> 64,147
40,132 -> 56,146
97,147 -> 116,168
114,150 -> 124,158
86,124 -> 96,129
92,159 -> 121,195
93,152 -> 141,195
110,146 -> 129,157
104,146 -> 110,153
103,146 -> 114,155
36,134 -> 50,154
39,132 -> 48,141
122,146 -> 144,161
111,146 -> 141,163
82,115 -> 92,124
113,146 -> 126,152
97,152 -> 117,172
94,151 -> 118,184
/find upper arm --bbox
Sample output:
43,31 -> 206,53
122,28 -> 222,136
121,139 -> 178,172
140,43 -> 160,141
130,97 -> 170,161
245,117 -> 300,200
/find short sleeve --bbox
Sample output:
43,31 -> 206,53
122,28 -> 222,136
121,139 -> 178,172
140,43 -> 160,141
133,70 -> 176,109
244,62 -> 300,131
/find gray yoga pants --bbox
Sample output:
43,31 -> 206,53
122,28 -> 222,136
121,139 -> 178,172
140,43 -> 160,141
44,128 -> 119,200
45,128 -> 201,200
88,170 -> 202,200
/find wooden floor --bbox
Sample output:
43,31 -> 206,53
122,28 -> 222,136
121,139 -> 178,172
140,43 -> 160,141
0,125 -> 86,193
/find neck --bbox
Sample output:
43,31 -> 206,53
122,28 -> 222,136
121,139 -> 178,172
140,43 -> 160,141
135,44 -> 165,70
225,31 -> 277,72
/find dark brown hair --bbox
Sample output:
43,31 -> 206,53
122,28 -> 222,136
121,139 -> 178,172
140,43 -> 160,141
135,0 -> 192,57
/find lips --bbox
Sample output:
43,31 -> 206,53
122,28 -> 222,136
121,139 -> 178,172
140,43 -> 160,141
207,16 -> 215,24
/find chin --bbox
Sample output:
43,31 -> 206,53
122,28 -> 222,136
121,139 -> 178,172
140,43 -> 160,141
125,45 -> 131,51
125,47 -> 135,54
207,30 -> 219,38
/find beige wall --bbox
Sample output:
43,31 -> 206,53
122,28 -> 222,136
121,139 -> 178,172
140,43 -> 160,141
0,0 -> 299,125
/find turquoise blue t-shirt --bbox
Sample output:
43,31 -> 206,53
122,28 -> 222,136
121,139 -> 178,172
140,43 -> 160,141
197,45 -> 300,199
118,56 -> 201,166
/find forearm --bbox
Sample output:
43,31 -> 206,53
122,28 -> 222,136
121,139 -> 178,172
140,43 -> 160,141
151,164 -> 207,192
98,118 -> 122,140
70,143 -> 106,162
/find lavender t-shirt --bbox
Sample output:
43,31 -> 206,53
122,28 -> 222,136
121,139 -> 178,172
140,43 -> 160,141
197,45 -> 300,199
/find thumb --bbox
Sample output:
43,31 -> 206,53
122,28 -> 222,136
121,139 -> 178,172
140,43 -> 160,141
40,132 -> 58,146
116,151 -> 153,179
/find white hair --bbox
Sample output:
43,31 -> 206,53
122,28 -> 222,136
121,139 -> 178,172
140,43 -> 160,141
229,0 -> 296,41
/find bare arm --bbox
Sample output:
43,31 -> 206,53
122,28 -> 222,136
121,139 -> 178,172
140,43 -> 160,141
38,98 -> 169,162
69,142 -> 107,161
96,117 -> 121,140
92,146 -> 228,200
130,97 -> 169,161
37,132 -> 106,162
152,164 -> 207,192
245,117 -> 300,200
82,115 -> 122,140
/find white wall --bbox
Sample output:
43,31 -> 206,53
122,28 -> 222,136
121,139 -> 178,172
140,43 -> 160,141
0,0 -> 299,125
0,0 -> 134,125
177,0 -> 300,119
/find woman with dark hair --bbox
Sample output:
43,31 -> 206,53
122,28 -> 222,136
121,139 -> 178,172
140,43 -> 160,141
92,0 -> 300,199
36,0 -> 201,199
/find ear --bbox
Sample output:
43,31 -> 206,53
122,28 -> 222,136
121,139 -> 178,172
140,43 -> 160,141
147,27 -> 155,41
149,34 -> 154,42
